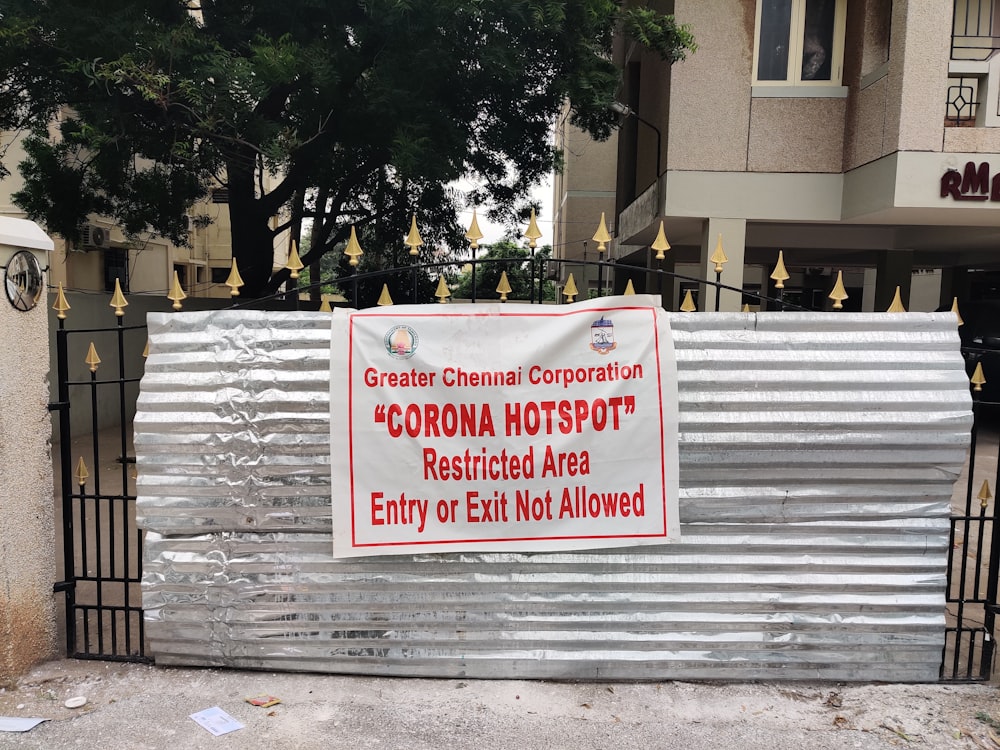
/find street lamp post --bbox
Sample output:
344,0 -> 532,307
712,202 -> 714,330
611,102 -> 662,185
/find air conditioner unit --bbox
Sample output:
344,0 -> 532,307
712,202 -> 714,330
79,224 -> 109,250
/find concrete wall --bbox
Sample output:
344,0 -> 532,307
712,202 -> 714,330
843,0 -> 893,170
668,0 -> 753,172
0,229 -> 57,686
888,0 -> 952,153
748,98 -> 847,172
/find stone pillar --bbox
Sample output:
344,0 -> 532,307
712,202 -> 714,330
875,249 -> 914,311
0,218 -> 56,687
701,218 -> 747,312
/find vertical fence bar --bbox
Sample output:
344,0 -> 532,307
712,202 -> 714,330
53,324 -> 77,655
88,356 -> 105,656
538,257 -> 547,304
116,312 -> 134,655
981,422 -> 1000,679
954,398 -> 980,678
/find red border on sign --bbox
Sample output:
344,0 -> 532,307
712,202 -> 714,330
345,304 -> 670,550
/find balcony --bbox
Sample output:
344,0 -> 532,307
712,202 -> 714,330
948,0 -> 1000,127
953,0 -> 1000,61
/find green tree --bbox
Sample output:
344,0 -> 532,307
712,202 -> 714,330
451,242 -> 555,302
0,1 -> 694,297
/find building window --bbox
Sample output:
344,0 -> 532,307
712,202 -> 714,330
753,0 -> 846,85
103,248 -> 129,294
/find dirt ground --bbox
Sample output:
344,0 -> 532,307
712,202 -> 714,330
1,659 -> 999,750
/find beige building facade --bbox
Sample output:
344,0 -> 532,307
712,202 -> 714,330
556,0 -> 1000,312
551,108 -> 620,295
0,127 -> 289,302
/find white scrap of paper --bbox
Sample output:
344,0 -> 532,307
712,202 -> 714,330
189,706 -> 244,736
0,717 -> 49,732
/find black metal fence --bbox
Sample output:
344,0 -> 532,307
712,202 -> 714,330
274,256 -> 810,313
50,256 -> 998,680
50,305 -> 150,663
942,398 -> 1000,681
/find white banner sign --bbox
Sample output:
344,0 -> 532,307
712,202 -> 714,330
330,295 -> 680,557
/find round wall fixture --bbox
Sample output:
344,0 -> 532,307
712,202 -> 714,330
4,250 -> 45,311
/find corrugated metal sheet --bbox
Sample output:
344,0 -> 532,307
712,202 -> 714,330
135,310 -> 972,681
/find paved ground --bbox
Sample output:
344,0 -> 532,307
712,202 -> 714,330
1,659 -> 999,749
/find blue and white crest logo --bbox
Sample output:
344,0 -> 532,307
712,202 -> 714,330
589,316 -> 617,354
384,325 -> 419,359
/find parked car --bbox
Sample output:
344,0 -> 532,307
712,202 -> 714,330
945,300 -> 1000,407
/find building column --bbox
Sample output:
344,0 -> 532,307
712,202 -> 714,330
701,218 -> 746,312
0,219 -> 57,687
874,249 -> 914,311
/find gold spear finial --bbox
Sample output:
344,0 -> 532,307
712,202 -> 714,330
951,297 -> 964,327
225,258 -> 244,297
651,221 -> 670,261
496,271 -> 512,302
285,240 -> 304,279
886,286 -> 906,313
624,279 -> 636,295
435,275 -> 451,303
404,215 -> 424,256
770,251 -> 790,290
978,479 -> 993,508
344,225 -> 364,266
972,362 -> 986,392
465,209 -> 484,252
563,273 -> 579,302
742,303 -> 751,312
110,278 -> 128,316
710,234 -> 728,274
53,282 -> 71,320
143,338 -> 150,358
85,342 -> 101,372
377,284 -> 394,306
680,289 -> 697,312
168,270 -> 187,311
828,270 -> 849,310
592,213 -> 612,254
524,208 -> 543,249
75,457 -> 89,486
319,296 -> 332,312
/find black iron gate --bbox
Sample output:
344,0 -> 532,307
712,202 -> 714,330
942,398 -> 1000,681
48,258 -> 1000,677
49,290 -> 150,662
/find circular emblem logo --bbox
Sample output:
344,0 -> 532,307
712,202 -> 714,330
384,325 -> 419,359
